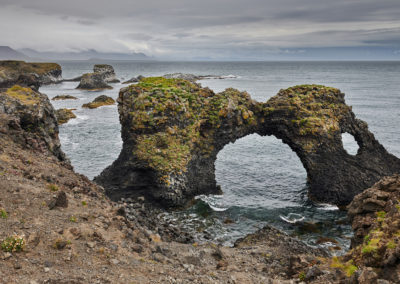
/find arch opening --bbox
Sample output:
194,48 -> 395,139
341,132 -> 359,155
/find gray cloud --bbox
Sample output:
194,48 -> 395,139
0,0 -> 400,59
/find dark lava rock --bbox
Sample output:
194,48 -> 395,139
0,60 -> 62,90
48,191 -> 68,209
93,64 -> 120,83
82,95 -> 115,109
52,95 -> 78,101
0,85 -> 67,161
55,108 -> 76,124
95,79 -> 400,208
122,75 -> 145,84
76,73 -> 112,90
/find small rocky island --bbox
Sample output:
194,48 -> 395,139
82,95 -> 115,109
1,62 -> 400,283
76,64 -> 119,90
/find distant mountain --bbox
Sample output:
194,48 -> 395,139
18,48 -> 151,61
0,46 -> 29,60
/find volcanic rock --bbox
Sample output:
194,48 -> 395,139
55,108 -> 76,124
0,85 -> 66,160
76,73 -> 112,90
95,79 -> 400,208
82,95 -> 115,109
93,64 -> 120,83
0,60 -> 62,90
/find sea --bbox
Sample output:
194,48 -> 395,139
40,61 -> 400,254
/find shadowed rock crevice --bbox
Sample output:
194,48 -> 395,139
95,79 -> 400,208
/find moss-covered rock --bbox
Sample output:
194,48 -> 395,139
95,79 -> 400,208
55,108 -> 76,124
0,85 -> 66,161
82,95 -> 115,109
0,60 -> 62,90
52,95 -> 78,101
341,175 -> 400,282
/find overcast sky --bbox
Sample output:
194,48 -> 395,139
1,0 -> 400,60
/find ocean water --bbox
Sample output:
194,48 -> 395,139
41,61 -> 400,252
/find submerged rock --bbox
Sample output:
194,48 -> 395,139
0,60 -> 62,90
0,85 -> 66,161
76,73 -> 112,90
82,95 -> 115,109
52,95 -> 77,101
95,79 -> 400,208
55,108 -> 76,124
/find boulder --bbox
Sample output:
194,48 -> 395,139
95,79 -> 400,208
93,64 -> 120,83
0,85 -> 67,161
55,108 -> 76,124
82,95 -> 115,109
0,60 -> 62,90
76,73 -> 112,90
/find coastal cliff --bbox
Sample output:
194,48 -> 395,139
0,61 -> 62,90
95,78 -> 400,208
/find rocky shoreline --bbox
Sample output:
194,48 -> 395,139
1,61 -> 400,283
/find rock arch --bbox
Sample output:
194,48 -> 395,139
95,78 -> 400,208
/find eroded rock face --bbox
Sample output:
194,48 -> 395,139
0,60 -> 62,90
344,175 -> 400,282
0,85 -> 66,161
95,78 -> 400,208
55,108 -> 76,124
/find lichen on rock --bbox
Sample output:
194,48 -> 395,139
52,95 -> 78,101
96,80 -> 400,208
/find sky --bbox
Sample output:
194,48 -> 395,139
1,0 -> 400,60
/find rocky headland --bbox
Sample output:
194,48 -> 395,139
1,62 -> 400,283
95,77 -> 400,208
0,61 -> 62,91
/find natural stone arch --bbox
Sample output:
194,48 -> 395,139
95,78 -> 400,208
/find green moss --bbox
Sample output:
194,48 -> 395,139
5,85 -> 40,105
0,61 -> 60,75
0,209 -> 7,219
331,256 -> 358,277
47,183 -> 59,192
386,240 -> 396,249
362,238 -> 380,254
129,77 -> 257,176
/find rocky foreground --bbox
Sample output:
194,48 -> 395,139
1,62 -> 400,283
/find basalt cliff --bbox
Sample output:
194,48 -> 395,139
0,60 -> 62,91
95,77 -> 400,208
